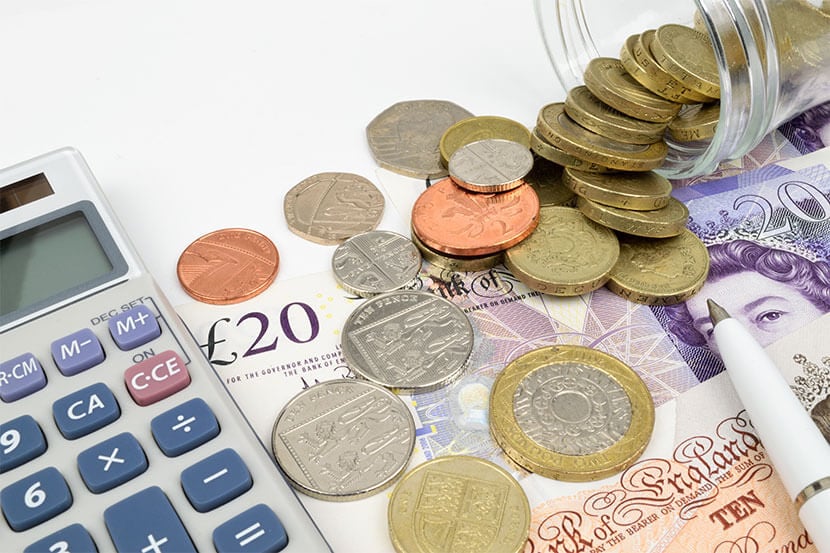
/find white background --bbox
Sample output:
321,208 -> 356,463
0,0 -> 565,306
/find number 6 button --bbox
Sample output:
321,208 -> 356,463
0,467 -> 72,531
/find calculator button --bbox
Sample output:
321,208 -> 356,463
125,350 -> 191,406
181,448 -> 253,513
52,382 -> 120,439
50,328 -> 105,376
0,415 -> 47,472
151,398 -> 220,457
24,522 -> 98,553
0,466 -> 73,531
104,486 -> 196,553
77,432 -> 148,493
213,504 -> 289,553
108,305 -> 161,350
0,353 -> 46,403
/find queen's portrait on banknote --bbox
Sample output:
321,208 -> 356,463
780,101 -> 830,154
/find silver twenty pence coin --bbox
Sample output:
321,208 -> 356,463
271,379 -> 415,501
331,230 -> 422,297
341,290 -> 474,393
448,138 -> 534,193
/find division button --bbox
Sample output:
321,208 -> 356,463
151,397 -> 220,457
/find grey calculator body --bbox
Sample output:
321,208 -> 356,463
0,148 -> 331,551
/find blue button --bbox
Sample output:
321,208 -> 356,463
0,353 -> 46,403
51,328 -> 105,376
213,504 -> 289,553
181,448 -> 253,512
108,305 -> 161,350
52,382 -> 120,439
104,486 -> 196,553
0,415 -> 47,473
0,466 -> 72,531
152,398 -> 220,457
24,523 -> 98,553
78,432 -> 148,493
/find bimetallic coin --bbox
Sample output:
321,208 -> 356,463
388,455 -> 530,553
650,24 -> 721,99
583,57 -> 682,123
411,227 -> 503,273
530,127 -> 613,173
536,103 -> 668,171
523,157 -> 576,207
504,207 -> 619,296
366,99 -> 475,179
668,102 -> 720,142
562,168 -> 673,211
332,230 -> 422,297
606,228 -> 710,305
411,177 -> 540,257
577,195 -> 689,238
564,86 -> 668,145
489,345 -> 655,481
637,30 -> 713,103
448,139 -> 534,193
177,228 -> 279,304
440,115 -> 532,167
341,290 -> 474,393
271,379 -> 415,501
284,172 -> 384,245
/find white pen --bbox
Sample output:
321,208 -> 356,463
708,299 -> 830,551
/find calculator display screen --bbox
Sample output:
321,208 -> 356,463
1,210 -> 113,317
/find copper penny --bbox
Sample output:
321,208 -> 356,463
411,178 -> 540,256
177,228 -> 279,304
284,172 -> 385,245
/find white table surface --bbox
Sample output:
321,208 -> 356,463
0,0 -> 565,307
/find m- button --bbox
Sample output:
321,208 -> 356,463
124,351 -> 191,406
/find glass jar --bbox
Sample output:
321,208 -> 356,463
534,0 -> 830,178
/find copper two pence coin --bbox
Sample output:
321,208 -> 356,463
411,178 -> 540,256
177,228 -> 279,304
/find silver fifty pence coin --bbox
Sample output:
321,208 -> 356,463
341,290 -> 474,393
331,230 -> 422,297
271,379 -> 415,501
448,138 -> 534,193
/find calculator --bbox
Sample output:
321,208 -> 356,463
0,148 -> 331,552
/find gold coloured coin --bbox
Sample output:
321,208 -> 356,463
490,345 -> 655,481
650,24 -> 721,99
523,157 -> 576,207
583,57 -> 682,123
410,226 -> 503,273
562,168 -> 673,211
606,228 -> 710,305
564,85 -> 667,144
636,30 -> 713,103
668,102 -> 720,142
504,206 -> 619,296
388,455 -> 530,553
536,103 -> 667,171
577,195 -> 689,238
440,115 -> 531,167
530,127 -> 613,173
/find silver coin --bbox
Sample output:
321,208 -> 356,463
512,362 -> 632,456
283,172 -> 385,245
271,379 -> 415,501
366,99 -> 474,179
332,230 -> 422,297
448,138 -> 534,193
341,290 -> 474,393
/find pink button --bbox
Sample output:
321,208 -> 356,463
124,351 -> 191,406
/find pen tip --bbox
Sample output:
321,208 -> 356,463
707,299 -> 730,325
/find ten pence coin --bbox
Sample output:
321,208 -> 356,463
439,115 -> 532,167
271,379 -> 415,501
388,455 -> 530,553
332,230 -> 422,297
411,177 -> 540,257
448,138 -> 534,193
341,290 -> 474,393
177,228 -> 279,304
489,345 -> 655,481
283,172 -> 385,245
